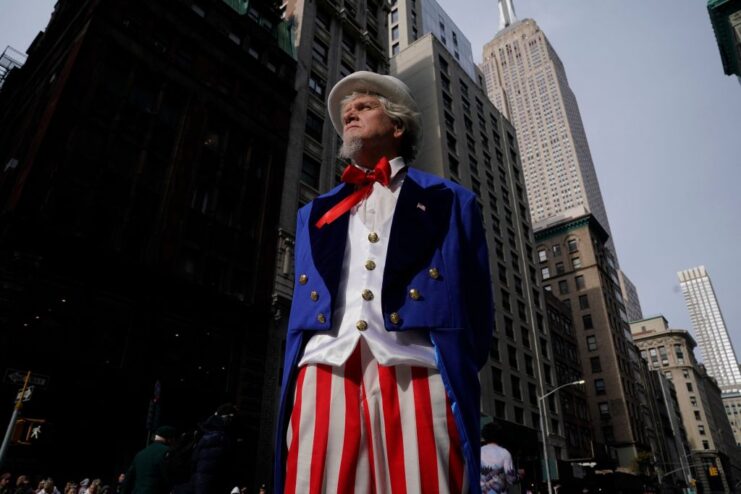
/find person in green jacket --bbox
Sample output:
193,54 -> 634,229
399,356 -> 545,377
122,426 -> 176,494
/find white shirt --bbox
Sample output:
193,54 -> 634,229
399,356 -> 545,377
299,157 -> 437,368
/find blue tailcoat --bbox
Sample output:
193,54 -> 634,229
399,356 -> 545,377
274,168 -> 493,493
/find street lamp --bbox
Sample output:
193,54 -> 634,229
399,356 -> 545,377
538,379 -> 586,494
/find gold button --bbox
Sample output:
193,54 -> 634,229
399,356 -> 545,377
299,274 -> 308,285
362,289 -> 374,301
409,288 -> 421,300
317,313 -> 326,324
428,267 -> 440,279
356,320 -> 368,331
310,291 -> 319,301
390,312 -> 401,325
365,260 -> 376,271
368,232 -> 379,243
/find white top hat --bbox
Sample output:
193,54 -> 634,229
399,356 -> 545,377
327,71 -> 421,145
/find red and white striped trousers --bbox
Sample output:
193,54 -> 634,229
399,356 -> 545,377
285,341 -> 467,494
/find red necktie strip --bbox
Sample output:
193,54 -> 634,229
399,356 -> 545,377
315,157 -> 391,229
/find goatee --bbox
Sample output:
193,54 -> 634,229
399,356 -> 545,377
338,136 -> 363,161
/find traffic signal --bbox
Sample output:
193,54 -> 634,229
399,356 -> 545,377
10,418 -> 46,445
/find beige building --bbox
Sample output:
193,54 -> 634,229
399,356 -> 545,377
534,213 -> 647,469
479,18 -> 611,243
631,315 -> 740,493
723,392 -> 741,446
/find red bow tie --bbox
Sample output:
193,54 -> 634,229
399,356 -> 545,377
315,157 -> 392,229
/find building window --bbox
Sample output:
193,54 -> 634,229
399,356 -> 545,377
702,440 -> 710,450
683,369 -> 690,379
572,257 -> 582,269
594,378 -> 606,395
491,367 -> 503,393
579,295 -> 589,310
514,406 -> 524,424
575,275 -> 585,290
305,111 -> 324,142
686,382 -> 693,392
390,8 -> 399,23
312,38 -> 329,65
392,43 -> 400,55
490,337 -> 500,361
582,314 -> 593,329
391,25 -> 399,41
308,72 -> 325,97
552,245 -> 561,257
567,238 -> 578,253
690,396 -> 697,407
508,345 -> 518,369
555,262 -> 564,274
695,410 -> 702,421
599,402 -> 609,417
511,375 -> 521,400
698,425 -> 706,435
591,356 -> 602,373
301,154 -> 321,189
316,8 -> 331,32
587,335 -> 597,351
541,267 -> 550,280
537,249 -> 548,263
558,280 -> 569,295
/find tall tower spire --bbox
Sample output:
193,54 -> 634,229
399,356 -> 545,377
498,0 -> 517,30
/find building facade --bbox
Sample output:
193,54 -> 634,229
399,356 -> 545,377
0,0 -> 295,486
723,392 -> 741,446
631,316 -> 740,493
262,0 -> 391,481
678,265 -> 741,394
534,214 -> 648,469
387,0 -> 476,79
618,269 -> 643,323
545,291 -> 593,461
391,31 -> 569,483
479,16 -> 612,242
708,0 -> 741,82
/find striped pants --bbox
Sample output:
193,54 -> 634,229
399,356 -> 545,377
285,341 -> 467,494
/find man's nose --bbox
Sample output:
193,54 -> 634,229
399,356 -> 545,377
344,109 -> 358,124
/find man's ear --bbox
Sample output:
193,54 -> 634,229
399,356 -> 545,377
393,125 -> 404,139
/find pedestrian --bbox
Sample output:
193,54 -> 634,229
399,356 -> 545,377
37,479 -> 60,494
113,474 -> 125,494
480,422 -> 517,494
173,404 -> 238,494
77,480 -> 89,494
274,70 -> 493,493
1,473 -> 12,494
122,425 -> 176,494
13,475 -> 33,494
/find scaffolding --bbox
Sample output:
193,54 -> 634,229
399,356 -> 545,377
0,46 -> 27,89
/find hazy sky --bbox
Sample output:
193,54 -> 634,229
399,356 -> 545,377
2,1 -> 741,361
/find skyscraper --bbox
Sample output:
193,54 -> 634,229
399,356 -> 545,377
678,265 -> 741,394
479,5 -> 612,246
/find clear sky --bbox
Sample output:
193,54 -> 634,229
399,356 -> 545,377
2,0 -> 741,362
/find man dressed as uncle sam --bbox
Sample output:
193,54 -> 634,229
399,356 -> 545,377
275,71 -> 493,494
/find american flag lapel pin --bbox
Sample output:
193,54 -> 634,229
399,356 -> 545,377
416,202 -> 426,212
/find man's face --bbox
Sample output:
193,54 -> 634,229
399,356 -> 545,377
340,95 -> 402,163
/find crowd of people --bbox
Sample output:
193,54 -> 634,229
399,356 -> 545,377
1,403 -> 267,494
0,472 -> 124,494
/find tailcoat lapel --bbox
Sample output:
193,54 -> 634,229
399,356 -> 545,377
308,184 -> 353,303
383,169 -> 453,316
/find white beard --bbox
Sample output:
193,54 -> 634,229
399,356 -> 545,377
338,136 -> 363,161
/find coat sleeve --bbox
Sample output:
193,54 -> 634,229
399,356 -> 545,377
460,194 -> 494,369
